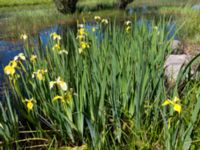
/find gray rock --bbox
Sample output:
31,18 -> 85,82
164,54 -> 191,83
171,40 -> 184,54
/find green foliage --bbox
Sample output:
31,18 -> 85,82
1,19 -> 200,149
0,92 -> 18,147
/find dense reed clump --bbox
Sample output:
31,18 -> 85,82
0,18 -> 200,149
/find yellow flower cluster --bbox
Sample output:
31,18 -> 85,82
125,20 -> 132,33
50,32 -> 68,55
94,16 -> 109,25
32,69 -> 48,81
4,53 -> 26,76
162,96 -> 182,114
51,32 -> 61,50
76,24 -> 90,54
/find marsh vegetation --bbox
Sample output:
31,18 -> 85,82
0,0 -> 200,149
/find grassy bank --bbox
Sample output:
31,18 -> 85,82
0,0 -> 51,7
0,4 -> 64,39
0,0 -> 200,44
158,6 -> 200,44
1,18 -> 200,149
129,0 -> 199,7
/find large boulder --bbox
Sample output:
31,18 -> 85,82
171,40 -> 184,54
164,54 -> 192,85
54,0 -> 78,14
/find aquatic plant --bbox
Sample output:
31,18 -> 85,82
1,18 -> 200,149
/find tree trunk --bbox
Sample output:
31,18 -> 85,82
54,0 -> 78,14
118,0 -> 133,9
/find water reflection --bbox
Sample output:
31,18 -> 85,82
127,6 -> 157,15
0,41 -> 23,76
37,25 -> 62,48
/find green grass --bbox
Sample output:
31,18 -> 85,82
129,0 -> 199,7
0,4 -> 63,39
157,6 -> 200,44
0,6 -> 126,40
1,19 -> 200,149
0,0 -> 51,7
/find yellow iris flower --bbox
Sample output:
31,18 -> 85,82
50,32 -> 61,41
52,95 -> 65,103
52,90 -> 73,103
78,42 -> 90,54
162,96 -> 182,114
101,19 -> 108,25
32,69 -> 48,81
4,65 -> 15,76
20,34 -> 28,40
52,44 -> 61,51
9,60 -> 17,68
58,49 -> 68,55
80,42 -> 89,49
4,59 -> 18,76
27,101 -> 33,110
125,20 -> 131,26
30,55 -> 37,63
24,98 -> 34,111
50,77 -> 68,91
78,28 -> 87,36
94,16 -> 101,20
14,53 -> 26,61
125,26 -> 131,33
124,20 -> 132,34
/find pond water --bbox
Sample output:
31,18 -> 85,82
0,8 -> 178,92
192,4 -> 200,10
127,6 -> 155,15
